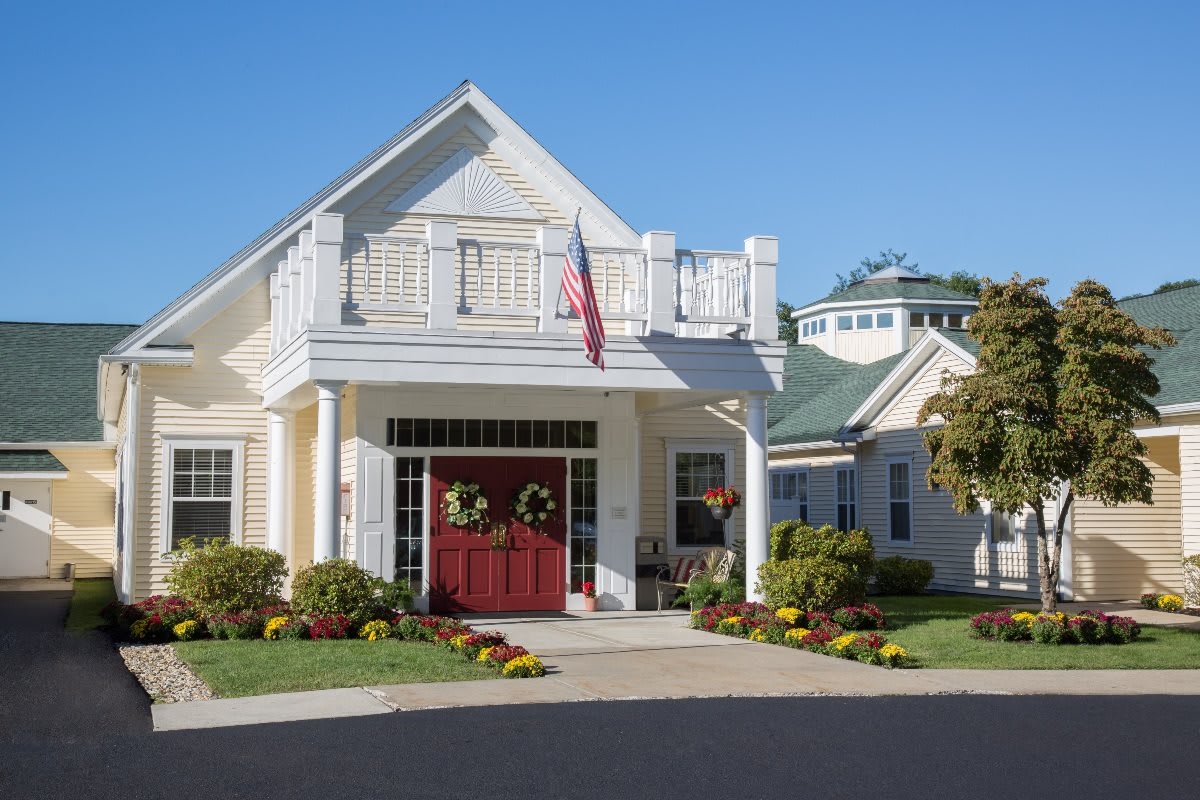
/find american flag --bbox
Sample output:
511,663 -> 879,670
561,215 -> 606,370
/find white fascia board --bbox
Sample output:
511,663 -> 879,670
768,440 -> 847,453
1159,401 -> 1200,415
99,348 -> 194,366
261,327 -> 786,408
926,328 -> 977,367
792,297 -> 979,318
1134,425 -> 1180,438
0,441 -> 116,450
97,349 -> 193,423
0,472 -> 69,480
110,82 -> 642,356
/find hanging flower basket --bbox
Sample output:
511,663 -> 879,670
704,486 -> 741,520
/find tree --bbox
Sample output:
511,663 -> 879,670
1152,278 -> 1199,293
777,299 -> 798,344
917,276 -> 1174,612
831,249 -> 918,293
925,270 -> 983,298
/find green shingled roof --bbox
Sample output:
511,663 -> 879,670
0,450 -> 66,472
0,322 -> 140,443
767,346 -> 862,428
768,349 -> 910,446
1119,283 -> 1200,408
796,280 -> 978,312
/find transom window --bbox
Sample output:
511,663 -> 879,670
387,419 -> 597,449
165,440 -> 243,552
394,457 -> 425,592
836,312 -> 896,331
670,447 -> 733,549
836,466 -> 857,532
876,312 -> 894,329
887,459 -> 913,543
801,317 -> 827,338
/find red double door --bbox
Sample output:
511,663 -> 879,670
429,456 -> 567,613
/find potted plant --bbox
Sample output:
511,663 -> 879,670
703,486 -> 742,520
581,581 -> 598,612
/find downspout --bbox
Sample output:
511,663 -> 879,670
120,364 -> 141,603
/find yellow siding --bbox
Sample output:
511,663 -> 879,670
877,351 -> 970,432
49,449 -> 117,579
291,403 -> 317,572
768,448 -> 854,528
640,401 -> 746,552
1071,436 -> 1183,599
134,285 -> 271,599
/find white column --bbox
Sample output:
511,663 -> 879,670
536,225 -> 569,333
313,381 -> 346,561
426,219 -> 458,329
643,230 -> 676,336
311,213 -> 343,326
266,410 -> 292,555
745,235 -> 779,341
269,274 -> 281,357
744,392 -> 770,602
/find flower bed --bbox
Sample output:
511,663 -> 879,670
689,601 -> 909,668
102,596 -> 546,679
970,608 -> 1142,645
1141,593 -> 1188,613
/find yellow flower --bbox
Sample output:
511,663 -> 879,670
262,616 -> 290,640
722,616 -> 742,625
880,644 -> 907,661
748,629 -> 766,642
358,620 -> 392,641
450,633 -> 470,650
1012,612 -> 1037,628
774,608 -> 804,625
478,646 -> 494,662
501,654 -> 546,678
784,627 -> 810,641
1157,594 -> 1184,613
173,620 -> 199,640
832,633 -> 857,651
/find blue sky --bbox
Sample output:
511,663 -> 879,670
1,2 -> 1197,324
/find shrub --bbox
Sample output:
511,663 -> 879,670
756,556 -> 865,612
307,614 -> 353,640
207,611 -> 264,640
276,618 -> 309,640
1140,592 -> 1160,609
172,619 -> 203,641
455,631 -> 507,660
673,572 -> 745,610
1030,614 -> 1067,644
768,521 -> 875,581
831,603 -> 886,630
130,616 -> 166,641
1157,594 -> 1184,613
485,645 -> 530,667
873,556 -> 935,595
166,539 -> 287,616
969,609 -> 1029,641
358,620 -> 392,641
501,654 -> 546,678
378,580 -> 415,613
1108,616 -> 1141,643
290,559 -> 380,626
262,616 -> 290,640
1066,615 -> 1101,644
688,602 -> 773,632
1184,555 -> 1200,608
394,614 -> 433,641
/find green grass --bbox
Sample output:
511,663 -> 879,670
64,578 -> 116,633
172,639 -> 500,698
875,595 -> 1200,669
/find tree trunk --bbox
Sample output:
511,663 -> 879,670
1033,490 -> 1074,614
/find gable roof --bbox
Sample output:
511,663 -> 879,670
0,322 -> 139,443
109,81 -> 642,356
1119,283 -> 1200,408
794,279 -> 978,314
767,345 -> 862,429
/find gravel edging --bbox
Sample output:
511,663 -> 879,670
119,644 -> 217,703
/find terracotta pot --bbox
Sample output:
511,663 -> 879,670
583,596 -> 599,612
709,505 -> 733,520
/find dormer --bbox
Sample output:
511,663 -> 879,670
791,266 -> 978,364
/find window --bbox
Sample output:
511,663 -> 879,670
670,447 -> 732,548
887,459 -> 912,542
947,313 -> 963,329
817,317 -> 827,334
570,458 -> 598,592
989,506 -> 1020,548
856,313 -> 874,330
770,470 -> 808,523
394,457 -> 425,592
836,467 -> 857,532
387,419 -> 597,449
165,440 -> 243,552
802,322 -> 810,338
837,315 -> 853,331
910,312 -> 925,328
876,312 -> 894,329
928,312 -> 944,328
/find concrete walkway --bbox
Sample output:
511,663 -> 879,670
150,609 -> 1200,731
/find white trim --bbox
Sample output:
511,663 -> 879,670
159,432 -> 249,442
984,501 -> 1023,552
768,440 -> 845,453
0,472 -> 69,481
0,441 -> 116,450
159,438 -> 246,556
1135,425 -> 1180,438
885,455 -> 915,546
835,464 -> 857,532
1160,401 -> 1200,415
793,296 -> 978,318
119,364 -> 140,603
99,349 -> 193,366
666,439 -> 737,553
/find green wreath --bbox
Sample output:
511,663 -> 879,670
510,481 -> 558,533
442,479 -> 489,532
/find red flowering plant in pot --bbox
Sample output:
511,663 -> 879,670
581,581 -> 598,612
703,486 -> 742,520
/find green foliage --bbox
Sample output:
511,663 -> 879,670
672,571 -> 745,609
378,580 -> 415,612
832,249 -> 918,293
1153,278 -> 1199,294
755,556 -> 866,612
873,556 -> 934,595
166,538 -> 288,616
290,559 -> 381,626
925,270 -> 983,298
777,300 -> 798,344
768,520 -> 875,581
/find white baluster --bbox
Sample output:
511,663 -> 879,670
525,248 -> 533,308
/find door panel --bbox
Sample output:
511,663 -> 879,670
428,456 -> 566,613
0,482 -> 52,579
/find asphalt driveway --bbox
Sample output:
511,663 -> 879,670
0,589 -> 149,742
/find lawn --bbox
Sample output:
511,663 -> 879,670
172,639 -> 500,697
65,578 -> 116,633
875,595 -> 1200,669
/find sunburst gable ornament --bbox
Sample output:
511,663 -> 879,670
385,147 -> 543,219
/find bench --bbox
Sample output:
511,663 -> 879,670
655,548 -> 736,612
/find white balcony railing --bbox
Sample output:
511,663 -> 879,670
270,214 -> 777,357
